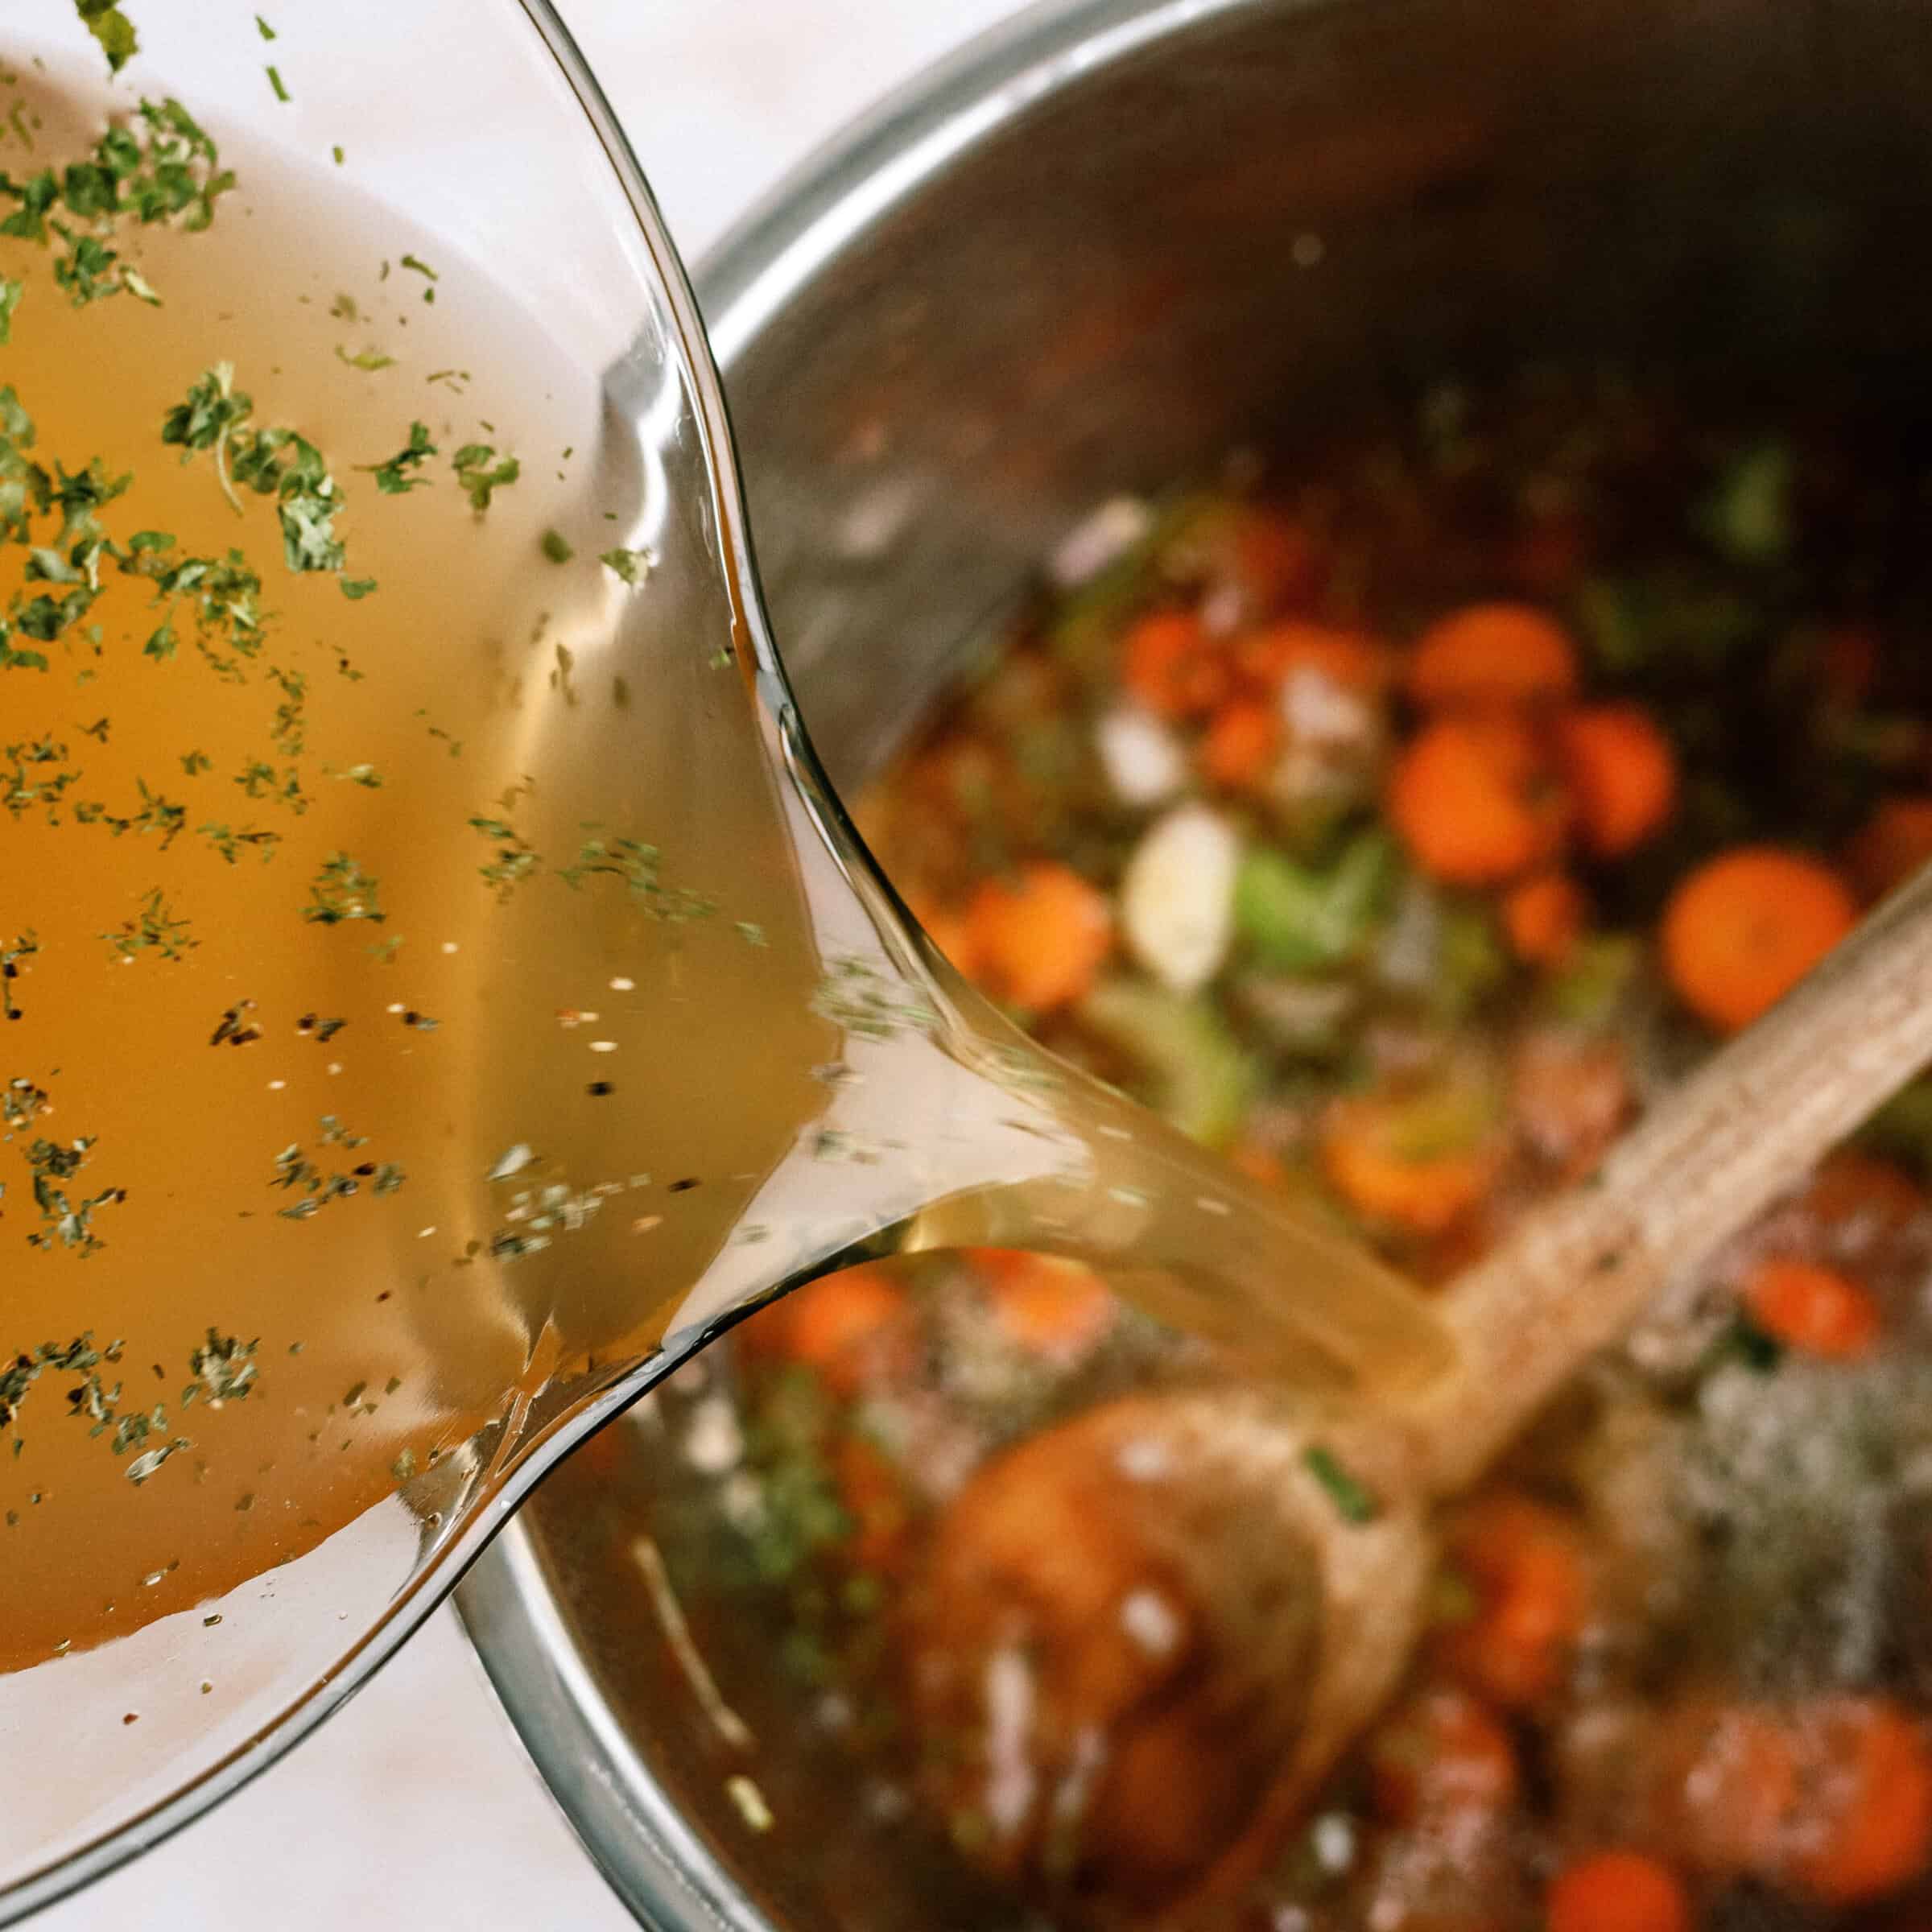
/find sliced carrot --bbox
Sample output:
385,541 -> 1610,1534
1661,847 -> 1856,1034
1657,1696 -> 1932,1901
1227,1141 -> 1290,1190
1389,715 -> 1567,886
1554,704 -> 1679,857
1366,1684 -> 1519,1827
1505,871 -> 1587,967
1406,602 -> 1579,711
1121,609 -> 1228,720
969,1249 -> 1115,1360
1199,697 -> 1282,790
1659,1700 -> 1803,1875
1743,1257 -> 1883,1360
1233,618 -> 1390,695
1848,796 -> 1932,902
964,860 -> 1114,1012
1790,1696 -> 1932,1904
1320,1090 -> 1506,1237
1547,1852 -> 1691,1932
1228,507 -> 1315,614
767,1264 -> 910,1397
906,890 -> 981,977
1803,1150 -> 1925,1236
1435,1493 -> 1589,1707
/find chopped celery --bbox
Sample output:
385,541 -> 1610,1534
1076,977 -> 1255,1149
1543,933 -> 1641,1026
1377,1076 -> 1502,1162
1432,898 -> 1508,1022
1697,440 -> 1792,565
1233,830 -> 1396,974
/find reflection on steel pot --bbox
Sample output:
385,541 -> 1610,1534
457,1 -> 1932,1927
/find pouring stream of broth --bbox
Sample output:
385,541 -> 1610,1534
0,22 -> 1449,1908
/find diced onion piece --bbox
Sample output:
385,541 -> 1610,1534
1095,706 -> 1187,808
1120,803 -> 1240,994
1049,494 -> 1153,588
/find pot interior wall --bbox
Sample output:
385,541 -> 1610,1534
726,0 -> 1932,790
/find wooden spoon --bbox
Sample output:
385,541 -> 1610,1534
904,861 -> 1932,1926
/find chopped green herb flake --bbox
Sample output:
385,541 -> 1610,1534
539,527 -> 573,564
24,1133 -> 125,1255
469,814 -> 541,902
303,852 -> 383,926
600,546 -> 651,588
559,832 -> 716,920
101,887 -> 194,963
452,442 -> 518,513
266,64 -> 289,104
359,420 -> 435,494
1302,1444 -> 1380,1524
184,1329 -> 258,1405
73,1 -> 138,74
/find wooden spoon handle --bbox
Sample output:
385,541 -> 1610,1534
1409,860 -> 1932,1495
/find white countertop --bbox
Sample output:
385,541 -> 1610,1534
44,2 -> 1022,1927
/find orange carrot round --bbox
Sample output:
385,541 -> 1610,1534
1121,609 -> 1228,720
1743,1257 -> 1883,1360
1789,1697 -> 1932,1904
1389,715 -> 1567,886
1661,846 -> 1856,1034
1802,1150 -> 1925,1235
1657,1696 -> 1932,1901
1199,696 -> 1282,790
1505,871 -> 1587,967
1547,1853 -> 1691,1932
1848,795 -> 1932,902
1234,619 -> 1389,695
1367,1685 -> 1519,1827
1659,1700 -> 1804,1876
1319,1091 -> 1505,1237
964,860 -> 1113,1012
968,1249 -> 1115,1360
1228,507 -> 1314,613
770,1264 -> 911,1397
1406,602 -> 1579,711
1554,704 -> 1678,857
1227,1141 -> 1290,1190
906,890 -> 981,978
1435,1494 -> 1590,1707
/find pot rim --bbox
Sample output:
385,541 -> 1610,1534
456,3 -> 1276,1927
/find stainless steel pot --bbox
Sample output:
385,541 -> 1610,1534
457,1 -> 1932,1925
